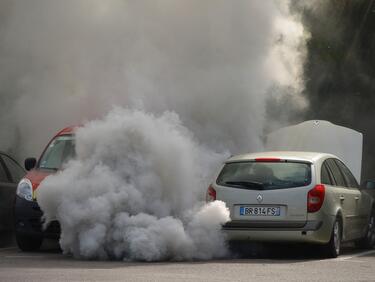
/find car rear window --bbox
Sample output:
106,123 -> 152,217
217,161 -> 312,190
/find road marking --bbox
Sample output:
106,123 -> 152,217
316,249 -> 375,262
336,249 -> 375,261
327,249 -> 375,262
343,259 -> 366,263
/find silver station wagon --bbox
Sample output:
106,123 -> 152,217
207,151 -> 375,258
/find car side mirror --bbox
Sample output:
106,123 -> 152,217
24,158 -> 37,171
361,180 -> 375,190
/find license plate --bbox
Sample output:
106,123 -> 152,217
239,206 -> 280,216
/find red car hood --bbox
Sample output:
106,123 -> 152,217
25,169 -> 54,192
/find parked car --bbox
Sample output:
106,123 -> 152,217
207,151 -> 375,258
14,126 -> 76,251
0,152 -> 25,234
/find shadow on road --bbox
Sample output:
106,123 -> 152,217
228,241 -> 329,261
1,235 -> 371,269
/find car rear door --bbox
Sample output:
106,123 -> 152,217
335,159 -> 371,239
325,159 -> 358,241
215,160 -> 313,227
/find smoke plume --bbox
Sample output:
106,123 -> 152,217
0,1 -> 308,260
0,0 -> 306,158
37,109 -> 230,260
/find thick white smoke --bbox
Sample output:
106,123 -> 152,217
37,108 -> 230,260
0,1 -> 308,260
0,0 -> 306,158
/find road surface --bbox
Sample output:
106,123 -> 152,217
0,240 -> 374,281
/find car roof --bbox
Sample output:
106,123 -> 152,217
226,151 -> 338,163
0,151 -> 19,161
56,125 -> 79,136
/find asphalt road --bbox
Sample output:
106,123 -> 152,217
0,239 -> 375,282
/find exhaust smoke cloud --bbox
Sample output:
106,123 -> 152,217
37,109 -> 230,260
0,1 -> 307,260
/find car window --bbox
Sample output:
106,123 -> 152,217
1,154 -> 25,183
334,159 -> 359,189
326,159 -> 346,187
39,135 -> 75,170
321,162 -> 334,185
0,159 -> 9,182
217,161 -> 311,190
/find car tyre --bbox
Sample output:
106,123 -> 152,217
355,209 -> 375,249
16,232 -> 43,252
324,218 -> 341,258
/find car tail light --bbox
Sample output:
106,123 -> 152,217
307,184 -> 325,212
206,185 -> 216,202
255,158 -> 281,162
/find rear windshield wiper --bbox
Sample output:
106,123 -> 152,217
39,167 -> 59,171
224,181 -> 264,190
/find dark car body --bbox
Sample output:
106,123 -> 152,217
14,169 -> 60,240
14,126 -> 76,251
0,152 -> 25,234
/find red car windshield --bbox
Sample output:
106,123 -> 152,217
38,135 -> 75,170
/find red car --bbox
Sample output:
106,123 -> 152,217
14,126 -> 76,251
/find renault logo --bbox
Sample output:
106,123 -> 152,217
256,194 -> 263,203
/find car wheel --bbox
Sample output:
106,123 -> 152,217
355,210 -> 375,249
324,218 -> 341,258
16,232 -> 43,252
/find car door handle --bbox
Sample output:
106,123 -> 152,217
355,196 -> 360,201
339,195 -> 345,201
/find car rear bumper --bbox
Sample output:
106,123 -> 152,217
223,218 -> 335,244
14,196 -> 60,239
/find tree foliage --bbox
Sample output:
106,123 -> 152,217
294,0 -> 375,179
